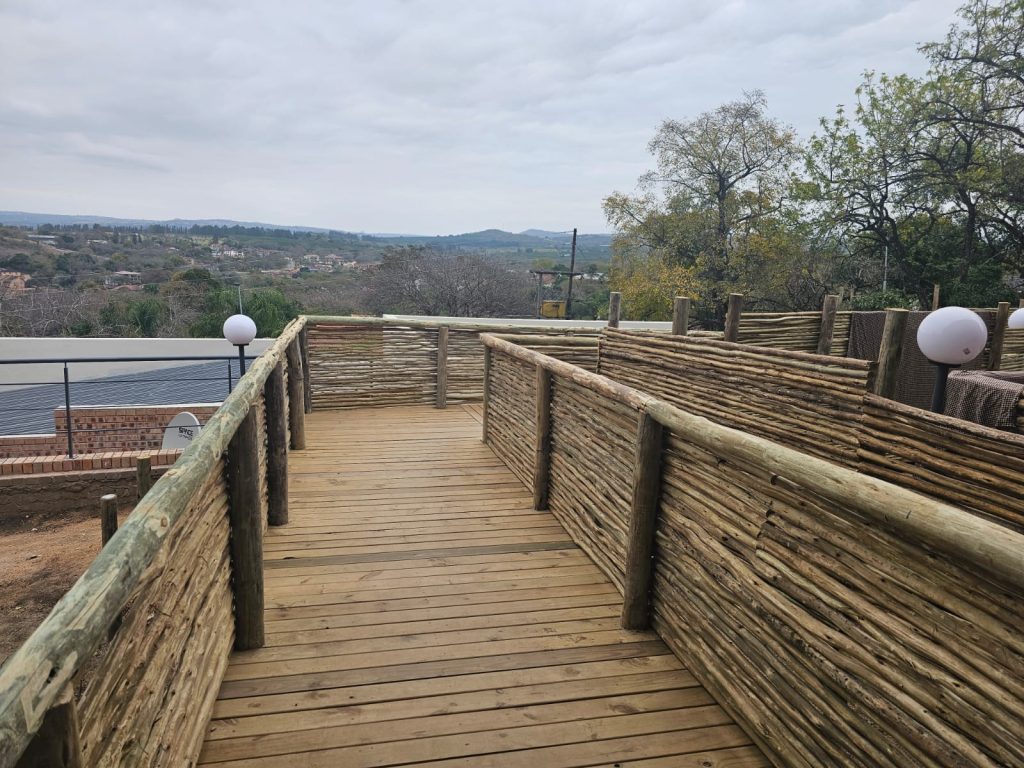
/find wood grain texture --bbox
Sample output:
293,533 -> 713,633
873,308 -> 909,399
227,408 -> 265,651
484,343 -> 1024,768
264,362 -> 289,526
198,405 -> 759,768
0,316 -> 304,765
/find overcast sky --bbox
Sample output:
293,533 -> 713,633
0,0 -> 965,234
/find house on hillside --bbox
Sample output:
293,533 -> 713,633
104,270 -> 142,288
0,271 -> 30,292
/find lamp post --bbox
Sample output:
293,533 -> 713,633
223,314 -> 257,377
916,306 -> 988,413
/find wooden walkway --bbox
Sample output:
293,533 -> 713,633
199,405 -> 765,767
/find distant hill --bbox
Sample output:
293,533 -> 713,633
0,210 -> 613,255
0,210 -> 334,233
379,229 -> 613,250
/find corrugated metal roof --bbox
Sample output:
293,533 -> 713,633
0,360 -> 241,435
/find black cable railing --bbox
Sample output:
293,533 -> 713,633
0,355 -> 256,458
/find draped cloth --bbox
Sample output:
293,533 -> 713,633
847,310 -> 994,411
944,370 -> 1024,430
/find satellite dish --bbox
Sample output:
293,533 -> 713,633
162,411 -> 203,450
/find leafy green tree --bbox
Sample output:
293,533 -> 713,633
189,288 -> 299,337
605,92 -> 800,323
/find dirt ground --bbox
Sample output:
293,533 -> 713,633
0,510 -> 123,663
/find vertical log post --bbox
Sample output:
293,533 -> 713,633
482,346 -> 491,443
608,292 -> 621,328
285,338 -> 306,450
816,294 -> 840,356
299,325 -> 312,414
14,685 -> 83,768
135,454 -> 152,501
436,326 -> 449,409
533,366 -> 552,511
226,408 -> 264,650
671,296 -> 690,336
988,301 -> 1010,370
99,493 -> 121,638
264,362 -> 289,526
621,410 -> 664,630
932,284 -> 941,310
874,308 -> 909,399
100,494 -> 118,547
723,293 -> 744,343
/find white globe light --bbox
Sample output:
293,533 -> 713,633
916,306 -> 988,365
223,314 -> 257,346
1009,307 -> 1024,330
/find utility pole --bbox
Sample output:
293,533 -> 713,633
882,245 -> 889,292
565,228 -> 577,318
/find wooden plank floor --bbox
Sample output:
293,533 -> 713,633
199,404 -> 766,767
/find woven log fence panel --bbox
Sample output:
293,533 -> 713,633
547,378 -> 636,592
599,329 -> 872,467
1002,328 -> 1024,371
737,311 -> 852,355
255,389 -> 269,535
283,364 -> 291,447
307,323 -> 437,409
858,394 -> 1024,531
78,459 -> 234,767
521,342 -> 599,372
486,351 -> 535,488
447,329 -> 485,403
652,431 -> 1024,768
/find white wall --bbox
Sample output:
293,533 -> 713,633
0,337 -> 274,391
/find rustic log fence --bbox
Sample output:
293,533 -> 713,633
597,327 -> 1024,531
1,318 -> 308,767
302,316 -> 606,411
5,310 -> 1023,767
480,331 -> 1024,768
598,329 -> 875,467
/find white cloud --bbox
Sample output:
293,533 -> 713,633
0,0 -> 964,233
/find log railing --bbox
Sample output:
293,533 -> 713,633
480,332 -> 1024,768
0,318 -> 310,767
596,328 -> 1024,531
301,316 -> 604,410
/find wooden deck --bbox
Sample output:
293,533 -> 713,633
199,405 -> 765,767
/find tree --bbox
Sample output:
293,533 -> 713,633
366,248 -> 533,318
189,288 -> 299,337
645,92 -> 798,282
605,92 -> 802,323
921,0 -> 1024,148
602,91 -> 811,323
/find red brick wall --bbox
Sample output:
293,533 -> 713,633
0,448 -> 182,476
0,404 -> 219,459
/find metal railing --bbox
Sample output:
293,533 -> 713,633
0,355 -> 256,457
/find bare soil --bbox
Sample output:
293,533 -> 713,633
0,510 -> 124,663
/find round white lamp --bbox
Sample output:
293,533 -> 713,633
916,306 -> 988,412
1009,307 -> 1024,330
223,314 -> 257,376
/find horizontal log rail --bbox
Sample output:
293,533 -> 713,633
303,315 -> 610,333
481,330 -> 1024,767
479,332 -> 1024,591
0,317 -> 308,765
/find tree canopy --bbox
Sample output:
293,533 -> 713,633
606,0 -> 1024,323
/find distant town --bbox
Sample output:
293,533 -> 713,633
0,215 -> 613,337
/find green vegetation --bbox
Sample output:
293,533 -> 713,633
606,0 -> 1024,326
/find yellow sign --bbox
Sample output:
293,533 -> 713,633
540,300 -> 566,319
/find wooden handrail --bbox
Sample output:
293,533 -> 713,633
0,317 -> 307,764
479,332 -> 1024,592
